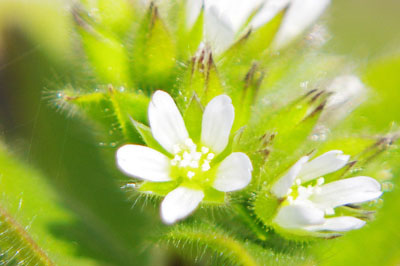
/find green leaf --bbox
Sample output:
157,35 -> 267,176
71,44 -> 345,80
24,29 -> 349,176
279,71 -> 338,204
162,222 -> 306,266
0,143 -> 96,265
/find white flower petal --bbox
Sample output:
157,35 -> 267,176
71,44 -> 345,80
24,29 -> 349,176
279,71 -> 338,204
298,150 -> 350,183
271,156 -> 309,198
273,203 -> 325,230
116,145 -> 171,182
305,216 -> 366,232
205,0 -> 264,32
148,90 -> 189,154
201,95 -> 234,154
319,75 -> 367,126
213,152 -> 252,192
272,0 -> 330,50
250,0 -> 291,29
204,6 -> 236,54
311,176 -> 382,209
161,186 -> 204,224
186,0 -> 203,29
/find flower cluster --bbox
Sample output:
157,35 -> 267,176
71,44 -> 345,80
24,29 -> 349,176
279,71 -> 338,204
117,91 -> 252,224
186,0 -> 330,54
113,0 -> 384,238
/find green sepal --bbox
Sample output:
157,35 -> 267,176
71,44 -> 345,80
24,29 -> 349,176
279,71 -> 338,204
131,4 -> 177,89
108,87 -> 149,142
176,4 -> 204,59
219,10 -> 284,110
56,88 -> 149,145
203,187 -> 226,204
130,119 -> 170,155
180,46 -> 224,106
183,93 -> 204,143
139,181 -> 179,196
223,9 -> 284,64
253,190 -> 280,227
95,0 -> 136,37
80,30 -> 131,86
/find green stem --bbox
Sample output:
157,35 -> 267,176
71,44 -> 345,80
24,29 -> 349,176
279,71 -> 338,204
165,224 -> 259,266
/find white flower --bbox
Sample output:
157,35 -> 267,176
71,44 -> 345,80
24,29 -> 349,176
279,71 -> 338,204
321,75 -> 367,125
270,150 -> 382,235
116,90 -> 252,224
186,0 -> 330,54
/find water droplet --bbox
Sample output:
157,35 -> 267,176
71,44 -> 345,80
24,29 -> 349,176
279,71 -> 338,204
110,142 -> 117,148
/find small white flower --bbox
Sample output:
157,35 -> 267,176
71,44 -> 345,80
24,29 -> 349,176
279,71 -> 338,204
321,75 -> 367,126
116,90 -> 252,224
186,0 -> 331,54
270,150 -> 382,235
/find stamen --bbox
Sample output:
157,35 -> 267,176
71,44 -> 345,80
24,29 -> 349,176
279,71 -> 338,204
317,177 -> 325,186
183,151 -> 191,160
193,152 -> 202,160
190,161 -> 199,168
180,159 -> 190,167
201,147 -> 209,154
201,161 -> 210,171
207,153 -> 215,160
295,178 -> 301,185
187,171 -> 195,179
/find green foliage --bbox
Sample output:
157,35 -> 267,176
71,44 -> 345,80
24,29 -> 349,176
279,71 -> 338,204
0,143 -> 95,265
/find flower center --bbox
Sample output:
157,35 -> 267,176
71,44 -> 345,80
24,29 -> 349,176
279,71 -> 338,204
286,177 -> 334,215
170,138 -> 215,180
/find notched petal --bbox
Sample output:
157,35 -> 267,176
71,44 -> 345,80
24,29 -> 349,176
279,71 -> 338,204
298,150 -> 350,183
201,95 -> 234,154
148,90 -> 189,154
305,216 -> 366,232
116,144 -> 171,182
311,176 -> 382,209
273,204 -> 325,230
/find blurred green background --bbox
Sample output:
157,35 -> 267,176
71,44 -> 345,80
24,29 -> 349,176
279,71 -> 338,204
0,0 -> 399,265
